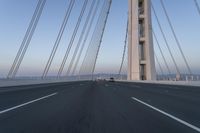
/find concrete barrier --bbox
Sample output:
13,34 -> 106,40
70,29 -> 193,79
118,80 -> 200,87
1,78 -> 200,88
0,78 -> 76,87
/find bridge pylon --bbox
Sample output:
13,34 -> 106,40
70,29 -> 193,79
128,0 -> 156,80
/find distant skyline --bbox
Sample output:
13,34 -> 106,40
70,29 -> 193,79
0,0 -> 200,77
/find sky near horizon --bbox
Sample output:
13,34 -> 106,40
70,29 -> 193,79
0,0 -> 200,77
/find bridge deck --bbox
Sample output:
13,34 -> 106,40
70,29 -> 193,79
0,81 -> 200,133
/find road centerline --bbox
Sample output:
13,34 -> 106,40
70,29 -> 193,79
0,92 -> 58,115
131,97 -> 200,132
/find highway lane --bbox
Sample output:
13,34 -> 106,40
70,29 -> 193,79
0,81 -> 89,111
113,82 -> 200,128
0,81 -> 199,133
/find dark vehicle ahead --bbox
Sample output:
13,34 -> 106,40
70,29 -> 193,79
109,77 -> 115,82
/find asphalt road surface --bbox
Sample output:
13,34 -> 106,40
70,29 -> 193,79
0,81 -> 200,133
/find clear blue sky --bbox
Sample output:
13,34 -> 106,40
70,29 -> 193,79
0,0 -> 200,77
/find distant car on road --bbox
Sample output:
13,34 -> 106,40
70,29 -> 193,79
109,77 -> 115,82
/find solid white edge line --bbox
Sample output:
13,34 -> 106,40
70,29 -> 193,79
0,92 -> 58,114
131,97 -> 200,132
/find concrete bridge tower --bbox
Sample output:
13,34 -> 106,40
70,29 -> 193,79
128,0 -> 156,80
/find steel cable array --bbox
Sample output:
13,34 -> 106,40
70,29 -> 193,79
151,3 -> 180,75
71,0 -> 101,76
42,0 -> 75,78
7,0 -> 46,79
79,0 -> 112,80
152,30 -> 171,75
57,0 -> 89,78
155,53 -> 164,78
66,0 -> 98,76
7,0 -> 42,79
160,0 -> 193,75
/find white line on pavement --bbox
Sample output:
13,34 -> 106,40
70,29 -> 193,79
158,86 -> 179,89
0,92 -> 58,115
131,85 -> 141,88
131,97 -> 200,132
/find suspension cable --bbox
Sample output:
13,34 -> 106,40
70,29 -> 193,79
42,0 -> 75,78
12,0 -> 46,78
91,0 -> 112,79
152,29 -> 171,75
71,0 -> 100,76
155,53 -> 164,78
151,3 -> 180,75
160,0 -> 193,75
194,0 -> 200,16
66,0 -> 97,76
57,0 -> 89,78
7,0 -> 44,79
119,18 -> 128,77
79,0 -> 107,77
79,0 -> 112,79
11,0 -> 46,78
